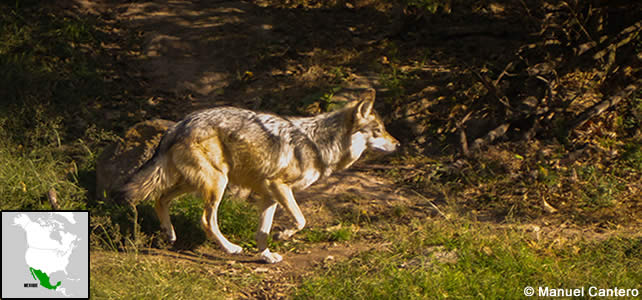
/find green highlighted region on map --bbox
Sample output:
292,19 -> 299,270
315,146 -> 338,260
29,267 -> 61,290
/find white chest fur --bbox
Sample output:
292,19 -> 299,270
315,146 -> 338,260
349,132 -> 367,161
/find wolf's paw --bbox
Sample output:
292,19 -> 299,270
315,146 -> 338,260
274,229 -> 297,241
163,236 -> 176,248
167,233 -> 177,244
161,227 -> 176,244
260,249 -> 283,264
161,235 -> 177,245
223,243 -> 243,254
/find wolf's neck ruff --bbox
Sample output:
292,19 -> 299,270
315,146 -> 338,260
288,106 -> 361,178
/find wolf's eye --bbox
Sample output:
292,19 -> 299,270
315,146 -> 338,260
373,128 -> 382,135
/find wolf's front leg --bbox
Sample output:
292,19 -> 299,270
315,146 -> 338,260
269,182 -> 306,241
256,198 -> 282,264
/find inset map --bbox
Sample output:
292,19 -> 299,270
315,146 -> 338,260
2,211 -> 89,298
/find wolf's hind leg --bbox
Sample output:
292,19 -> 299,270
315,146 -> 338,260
255,196 -> 281,263
155,184 -> 190,244
200,172 -> 243,254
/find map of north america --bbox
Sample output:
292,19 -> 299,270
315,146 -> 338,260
1,211 -> 89,298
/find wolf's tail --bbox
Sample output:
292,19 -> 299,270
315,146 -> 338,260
121,152 -> 172,204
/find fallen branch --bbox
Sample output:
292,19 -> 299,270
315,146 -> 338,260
569,80 -> 640,132
470,123 -> 511,151
591,21 -> 641,61
568,21 -> 641,72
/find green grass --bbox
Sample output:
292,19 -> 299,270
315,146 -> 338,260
0,3 -> 112,211
0,143 -> 86,210
128,194 -> 262,250
294,220 -> 642,299
621,142 -> 642,171
218,196 -> 260,247
302,225 -> 355,243
90,251 -> 262,299
0,5 -> 109,143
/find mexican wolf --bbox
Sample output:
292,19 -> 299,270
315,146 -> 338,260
122,89 -> 399,263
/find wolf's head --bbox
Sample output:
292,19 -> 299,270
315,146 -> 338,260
351,90 -> 400,153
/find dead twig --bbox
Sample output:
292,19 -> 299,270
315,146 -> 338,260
470,68 -> 512,110
459,129 -> 469,157
352,164 -> 417,171
561,1 -> 596,49
409,189 -> 450,221
457,111 -> 473,156
535,75 -> 554,104
493,61 -> 515,87
47,188 -> 59,210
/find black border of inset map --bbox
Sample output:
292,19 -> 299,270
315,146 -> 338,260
1,210 -> 90,299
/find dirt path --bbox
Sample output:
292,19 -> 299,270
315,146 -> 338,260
72,0 -> 394,118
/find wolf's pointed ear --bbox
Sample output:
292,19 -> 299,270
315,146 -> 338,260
356,89 -> 376,118
356,99 -> 374,119
363,88 -> 376,102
